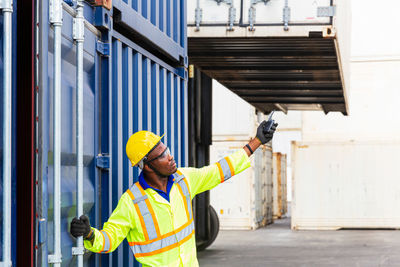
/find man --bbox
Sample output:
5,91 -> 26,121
70,120 -> 278,266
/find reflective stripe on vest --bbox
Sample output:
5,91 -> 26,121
174,171 -> 193,221
126,171 -> 194,258
127,182 -> 161,240
216,157 -> 235,183
100,230 -> 112,253
129,219 -> 195,257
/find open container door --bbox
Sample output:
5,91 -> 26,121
36,2 -> 100,265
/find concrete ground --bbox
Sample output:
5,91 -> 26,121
197,217 -> 400,267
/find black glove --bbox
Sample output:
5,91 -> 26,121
256,120 -> 278,144
70,215 -> 92,239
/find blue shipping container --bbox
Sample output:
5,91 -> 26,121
0,0 -> 188,266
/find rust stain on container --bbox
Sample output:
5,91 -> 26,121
298,145 -> 309,149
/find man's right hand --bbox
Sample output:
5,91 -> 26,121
70,215 -> 92,239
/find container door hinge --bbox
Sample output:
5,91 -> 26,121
96,154 -> 110,170
96,41 -> 110,56
317,6 -> 336,17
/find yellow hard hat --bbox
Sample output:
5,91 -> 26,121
126,131 -> 164,166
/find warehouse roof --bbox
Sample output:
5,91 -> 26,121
188,37 -> 347,115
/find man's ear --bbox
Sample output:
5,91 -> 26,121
142,164 -> 153,174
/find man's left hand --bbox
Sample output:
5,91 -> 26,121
256,121 -> 278,144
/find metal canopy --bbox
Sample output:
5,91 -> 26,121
188,37 -> 347,115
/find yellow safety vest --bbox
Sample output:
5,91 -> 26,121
84,149 -> 251,266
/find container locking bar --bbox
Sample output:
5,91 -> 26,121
73,1 -> 85,266
0,0 -> 13,266
214,0 -> 235,31
248,0 -> 270,31
283,0 -> 290,31
48,0 -> 63,266
195,0 -> 202,31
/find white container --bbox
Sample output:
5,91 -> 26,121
210,141 -> 273,229
292,141 -> 400,230
272,152 -> 287,219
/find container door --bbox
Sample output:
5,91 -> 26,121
36,2 -> 100,265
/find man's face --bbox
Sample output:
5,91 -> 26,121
145,142 -> 177,176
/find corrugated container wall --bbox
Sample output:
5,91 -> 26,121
0,0 -> 191,266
